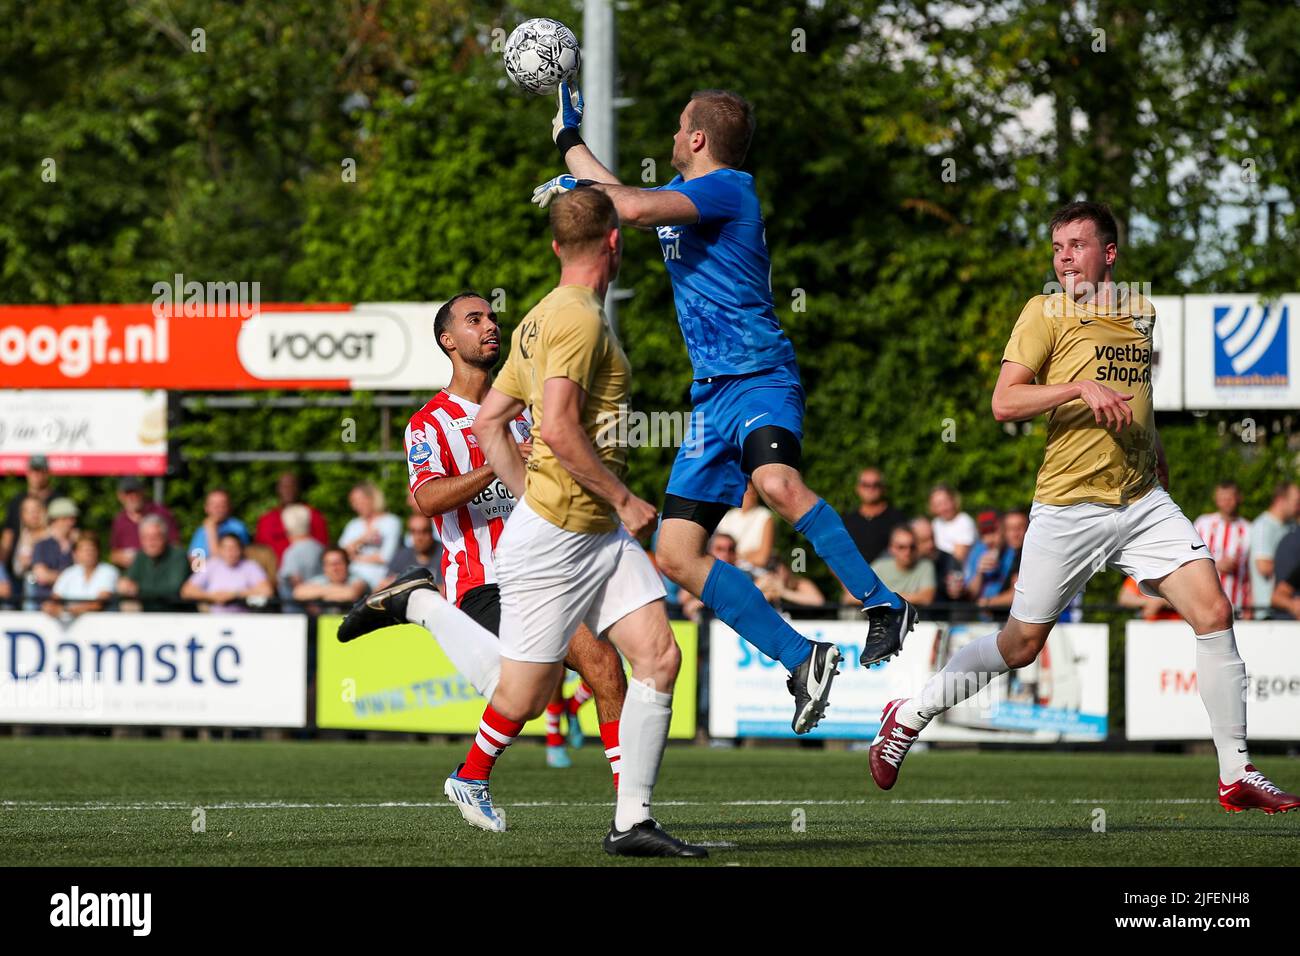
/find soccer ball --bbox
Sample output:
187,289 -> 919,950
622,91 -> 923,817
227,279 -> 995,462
503,17 -> 580,96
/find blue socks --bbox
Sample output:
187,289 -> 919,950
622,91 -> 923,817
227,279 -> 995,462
701,558 -> 811,670
794,498 -> 900,609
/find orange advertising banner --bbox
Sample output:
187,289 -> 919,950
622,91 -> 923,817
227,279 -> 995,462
0,303 -> 451,391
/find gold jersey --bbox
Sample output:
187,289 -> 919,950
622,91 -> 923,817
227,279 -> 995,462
1002,292 -> 1158,506
493,285 -> 630,533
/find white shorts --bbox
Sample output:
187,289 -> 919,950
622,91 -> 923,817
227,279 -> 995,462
1010,485 -> 1208,624
494,498 -> 667,663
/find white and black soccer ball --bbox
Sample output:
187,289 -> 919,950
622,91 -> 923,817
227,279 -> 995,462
503,17 -> 580,95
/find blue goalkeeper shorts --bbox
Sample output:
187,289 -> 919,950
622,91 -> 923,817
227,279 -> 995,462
665,361 -> 805,509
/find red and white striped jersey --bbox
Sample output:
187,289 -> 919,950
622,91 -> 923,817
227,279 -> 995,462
1193,512 -> 1252,610
405,390 -> 531,605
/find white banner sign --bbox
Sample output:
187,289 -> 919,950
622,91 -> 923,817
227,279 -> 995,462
0,612 -> 307,727
1125,620 -> 1300,740
708,619 -> 1108,742
1183,294 -> 1300,409
1150,294 -> 1183,411
0,389 -> 167,475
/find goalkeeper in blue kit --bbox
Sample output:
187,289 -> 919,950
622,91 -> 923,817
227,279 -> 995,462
532,85 -> 915,733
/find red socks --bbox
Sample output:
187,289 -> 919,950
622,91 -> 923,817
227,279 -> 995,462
600,720 -> 621,791
461,705 -> 525,781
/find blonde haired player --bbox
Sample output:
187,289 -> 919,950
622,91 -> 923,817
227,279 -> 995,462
870,201 -> 1298,814
442,187 -> 704,856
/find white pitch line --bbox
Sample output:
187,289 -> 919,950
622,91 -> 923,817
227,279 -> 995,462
0,797 -> 1217,812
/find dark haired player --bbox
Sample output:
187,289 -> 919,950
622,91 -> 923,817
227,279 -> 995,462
336,290 -> 629,790
533,86 -> 914,735
868,201 -> 1298,814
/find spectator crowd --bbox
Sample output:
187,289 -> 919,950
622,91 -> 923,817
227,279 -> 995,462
0,456 -> 442,618
5,453 -> 1300,623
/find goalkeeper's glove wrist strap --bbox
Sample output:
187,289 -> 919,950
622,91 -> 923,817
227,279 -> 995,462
555,127 -> 585,157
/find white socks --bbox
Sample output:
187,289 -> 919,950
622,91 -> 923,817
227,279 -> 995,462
1195,627 -> 1251,782
898,631 -> 1010,731
405,589 -> 501,699
614,678 -> 673,832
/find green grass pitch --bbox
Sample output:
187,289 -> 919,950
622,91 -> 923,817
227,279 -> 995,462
3,738 -> 1298,866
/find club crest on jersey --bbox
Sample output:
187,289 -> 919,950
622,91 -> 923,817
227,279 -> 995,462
408,441 -> 433,465
514,419 -> 532,442
1132,314 -> 1152,335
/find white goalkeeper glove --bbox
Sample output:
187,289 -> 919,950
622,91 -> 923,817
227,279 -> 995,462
531,173 -> 595,209
553,81 -> 585,155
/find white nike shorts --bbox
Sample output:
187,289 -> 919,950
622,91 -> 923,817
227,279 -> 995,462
495,498 -> 667,663
1010,485 -> 1209,624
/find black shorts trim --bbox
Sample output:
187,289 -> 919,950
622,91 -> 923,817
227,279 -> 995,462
661,494 -> 732,535
741,424 -> 803,473
457,583 -> 501,637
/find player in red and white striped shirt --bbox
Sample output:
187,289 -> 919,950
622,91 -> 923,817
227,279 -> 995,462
344,291 -> 626,782
1193,481 -> 1253,614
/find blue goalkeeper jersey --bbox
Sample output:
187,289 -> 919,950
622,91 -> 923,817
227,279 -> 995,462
654,169 -> 796,379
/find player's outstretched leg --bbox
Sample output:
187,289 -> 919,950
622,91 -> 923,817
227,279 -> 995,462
1151,560 -> 1300,813
336,566 -> 436,642
658,514 -> 840,734
869,622 -> 1027,790
750,463 -> 915,664
339,569 -> 503,698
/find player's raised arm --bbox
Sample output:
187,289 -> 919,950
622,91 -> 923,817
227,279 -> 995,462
471,387 -> 529,500
538,82 -> 700,228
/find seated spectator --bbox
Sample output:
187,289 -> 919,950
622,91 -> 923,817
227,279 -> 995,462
870,526 -> 937,606
188,488 -> 250,561
339,482 -> 401,591
4,495 -> 48,600
118,514 -> 191,611
1118,576 -> 1181,620
1269,525 -> 1300,619
181,532 -> 272,613
28,497 -> 79,608
380,513 -> 441,590
754,559 -> 825,609
1,454 -> 59,570
912,516 -> 964,603
963,510 -> 1017,602
254,471 -> 329,562
109,476 -> 179,569
979,508 -> 1027,609
680,533 -> 741,622
293,547 -> 368,609
0,562 -> 11,607
842,467 -> 908,565
277,503 -> 325,603
716,481 -> 775,569
928,483 -> 977,563
1248,481 -> 1298,619
47,535 -> 118,618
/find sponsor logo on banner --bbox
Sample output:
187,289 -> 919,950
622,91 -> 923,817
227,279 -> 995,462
0,612 -> 307,727
0,389 -> 167,475
1125,620 -> 1300,740
1213,302 -> 1288,387
236,310 -> 411,381
315,616 -> 697,739
0,303 -> 450,391
708,620 -> 1107,741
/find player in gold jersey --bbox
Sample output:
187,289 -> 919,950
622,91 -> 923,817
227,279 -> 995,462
870,202 -> 1297,813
